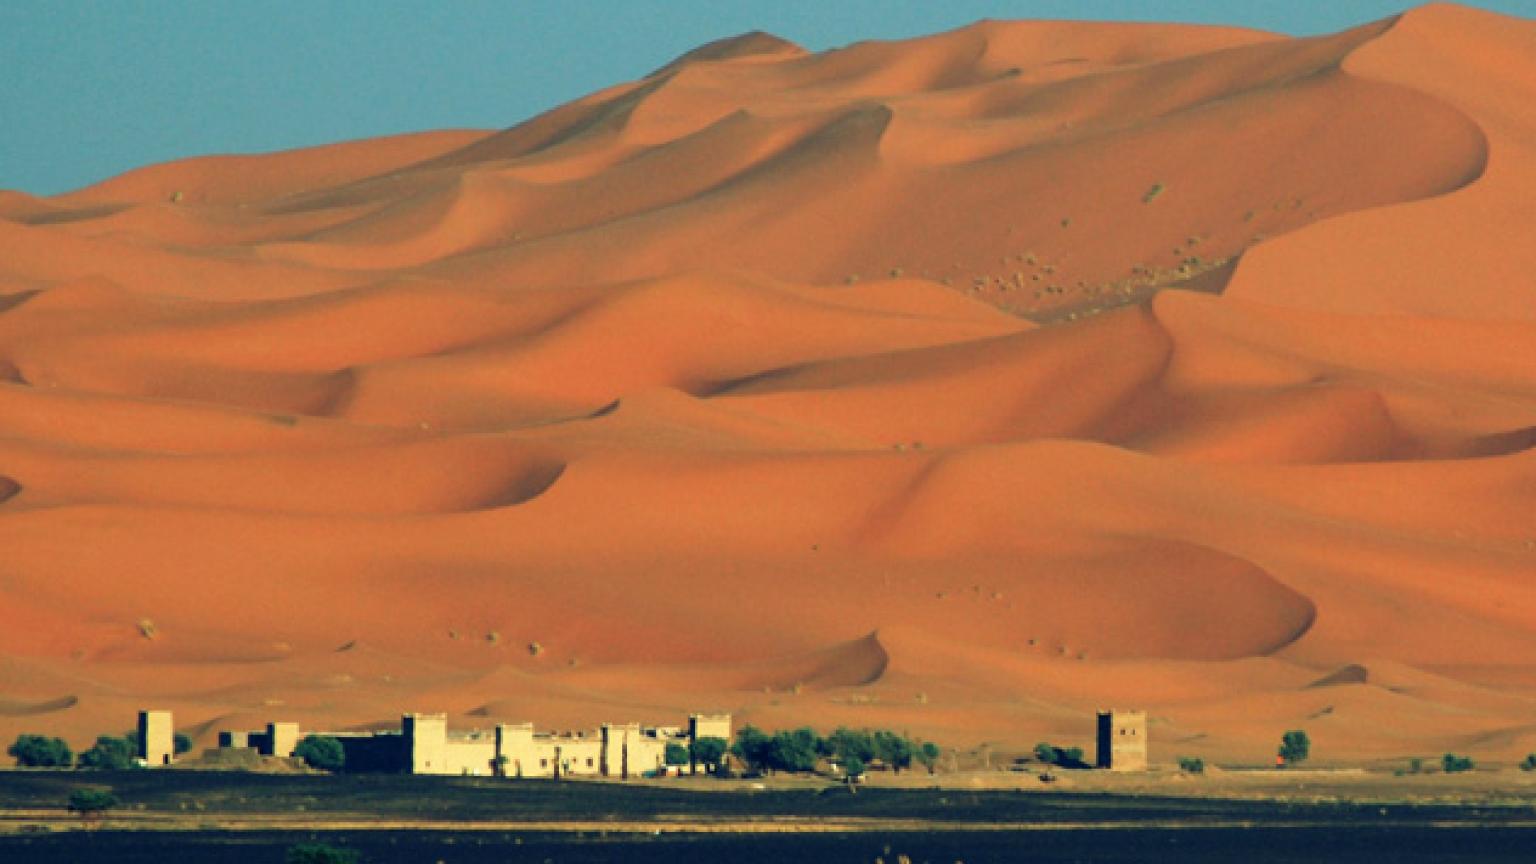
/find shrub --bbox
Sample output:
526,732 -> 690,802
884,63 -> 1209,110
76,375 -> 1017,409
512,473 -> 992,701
1142,183 -> 1166,203
285,842 -> 360,864
843,754 -> 866,782
664,742 -> 690,767
1033,742 -> 1058,765
77,736 -> 134,770
1442,753 -> 1474,774
873,730 -> 915,773
1034,742 -> 1086,768
8,734 -> 73,768
67,788 -> 117,816
1408,757 -> 1424,774
1521,754 -> 1536,772
918,741 -> 941,773
690,736 -> 728,771
1178,757 -> 1205,774
293,735 -> 345,773
1278,730 -> 1309,766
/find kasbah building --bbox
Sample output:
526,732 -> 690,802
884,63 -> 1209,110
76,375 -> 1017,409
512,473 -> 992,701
134,708 -> 1149,775
136,709 -> 733,778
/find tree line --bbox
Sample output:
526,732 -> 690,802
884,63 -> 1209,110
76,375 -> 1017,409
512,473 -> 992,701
728,725 -> 940,777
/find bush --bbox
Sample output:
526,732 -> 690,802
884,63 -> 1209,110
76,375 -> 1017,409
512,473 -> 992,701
1034,742 -> 1086,768
285,842 -> 360,864
1278,730 -> 1309,766
917,742 -> 940,773
67,788 -> 118,815
843,754 -> 865,781
293,735 -> 345,772
1442,753 -> 1474,773
1520,754 -> 1536,772
1178,757 -> 1205,774
690,736 -> 728,771
8,734 -> 73,768
664,742 -> 690,767
77,736 -> 134,770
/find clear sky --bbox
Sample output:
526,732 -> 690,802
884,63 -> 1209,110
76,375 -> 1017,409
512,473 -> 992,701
3,1 -> 1532,195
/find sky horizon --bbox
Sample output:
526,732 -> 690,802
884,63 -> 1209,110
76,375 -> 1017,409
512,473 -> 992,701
4,1 -> 1533,195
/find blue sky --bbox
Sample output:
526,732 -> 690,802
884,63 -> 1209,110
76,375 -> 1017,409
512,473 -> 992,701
3,1 -> 1533,195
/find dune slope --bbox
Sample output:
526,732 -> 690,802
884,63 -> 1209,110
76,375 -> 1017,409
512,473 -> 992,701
1,3 -> 1534,763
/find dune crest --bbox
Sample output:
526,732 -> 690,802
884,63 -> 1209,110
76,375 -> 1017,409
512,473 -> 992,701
2,6 -> 1535,761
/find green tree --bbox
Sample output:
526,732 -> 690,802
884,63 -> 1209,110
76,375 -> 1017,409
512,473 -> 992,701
1178,757 -> 1205,774
873,730 -> 914,774
67,788 -> 118,825
664,742 -> 690,767
826,727 -> 875,763
843,754 -> 866,784
730,725 -> 772,772
1520,754 -> 1536,772
1278,730 -> 1310,766
690,736 -> 728,773
917,741 -> 941,774
285,842 -> 360,864
1033,742 -> 1059,765
766,728 -> 820,773
8,734 -> 73,768
77,736 -> 134,770
293,735 -> 345,772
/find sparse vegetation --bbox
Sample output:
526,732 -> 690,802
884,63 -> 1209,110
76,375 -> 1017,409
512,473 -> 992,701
67,787 -> 118,822
917,741 -> 941,774
1441,753 -> 1474,773
294,735 -> 345,773
1278,730 -> 1310,767
8,734 -> 73,768
1178,756 -> 1205,774
1142,182 -> 1166,203
1520,754 -> 1536,772
285,842 -> 360,864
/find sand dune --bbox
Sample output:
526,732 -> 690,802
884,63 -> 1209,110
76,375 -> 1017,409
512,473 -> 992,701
1,3 -> 1534,764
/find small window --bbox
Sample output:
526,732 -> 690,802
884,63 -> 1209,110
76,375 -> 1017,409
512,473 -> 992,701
586,758 -> 594,767
540,758 -> 548,767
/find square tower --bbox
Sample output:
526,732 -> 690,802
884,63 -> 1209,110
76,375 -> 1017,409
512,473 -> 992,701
688,713 -> 732,743
138,710 -> 175,766
403,713 -> 448,774
1096,710 -> 1148,771
266,722 -> 300,758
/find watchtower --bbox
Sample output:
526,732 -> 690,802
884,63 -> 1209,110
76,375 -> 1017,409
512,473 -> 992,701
138,709 -> 175,766
1095,710 -> 1147,771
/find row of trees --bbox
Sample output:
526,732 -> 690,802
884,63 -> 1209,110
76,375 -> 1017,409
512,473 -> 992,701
728,725 -> 940,777
8,730 -> 192,769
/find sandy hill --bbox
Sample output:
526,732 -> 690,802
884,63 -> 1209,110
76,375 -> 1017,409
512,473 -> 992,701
1,2 -> 1533,765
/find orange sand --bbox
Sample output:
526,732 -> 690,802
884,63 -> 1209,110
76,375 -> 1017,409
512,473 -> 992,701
1,4 -> 1534,765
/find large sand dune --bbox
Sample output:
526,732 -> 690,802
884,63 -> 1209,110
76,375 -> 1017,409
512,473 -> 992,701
2,3 -> 1534,763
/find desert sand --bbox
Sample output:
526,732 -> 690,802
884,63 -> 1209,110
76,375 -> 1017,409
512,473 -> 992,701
0,3 -> 1533,766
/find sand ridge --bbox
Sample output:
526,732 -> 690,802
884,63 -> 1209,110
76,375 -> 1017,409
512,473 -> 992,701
0,3 -> 1534,764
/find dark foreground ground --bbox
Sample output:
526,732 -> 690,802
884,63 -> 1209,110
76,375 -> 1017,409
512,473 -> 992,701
6,827 -> 1536,864
2,772 -> 1535,862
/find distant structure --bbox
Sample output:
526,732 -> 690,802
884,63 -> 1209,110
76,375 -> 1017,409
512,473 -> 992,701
212,711 -> 732,778
1095,710 -> 1148,771
137,710 -> 175,766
